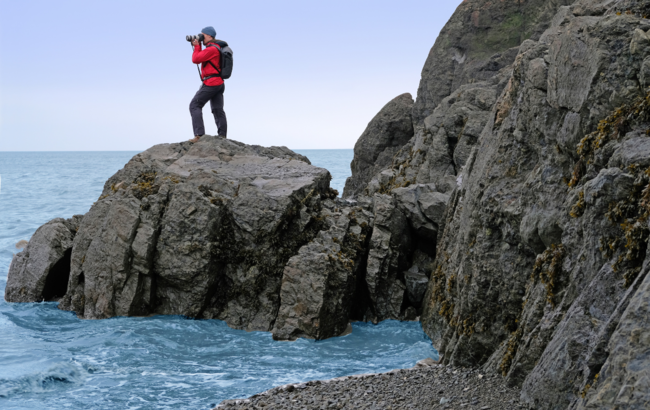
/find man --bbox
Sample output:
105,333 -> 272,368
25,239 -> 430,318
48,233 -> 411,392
189,26 -> 227,142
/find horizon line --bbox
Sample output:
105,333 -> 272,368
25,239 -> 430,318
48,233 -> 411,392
0,148 -> 355,153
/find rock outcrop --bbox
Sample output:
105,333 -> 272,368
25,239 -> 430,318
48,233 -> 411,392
343,93 -> 414,198
417,2 -> 650,408
343,0 -> 650,408
5,216 -> 82,303
271,200 -> 373,340
412,0 -> 577,125
5,136 -> 427,341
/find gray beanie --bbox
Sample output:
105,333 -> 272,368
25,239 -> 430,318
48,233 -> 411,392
201,26 -> 216,37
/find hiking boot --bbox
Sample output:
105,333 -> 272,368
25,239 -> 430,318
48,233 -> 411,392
189,135 -> 203,143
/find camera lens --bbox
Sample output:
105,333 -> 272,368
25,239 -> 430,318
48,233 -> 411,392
198,33 -> 205,43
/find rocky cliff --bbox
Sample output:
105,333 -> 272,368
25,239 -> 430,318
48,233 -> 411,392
344,0 -> 650,408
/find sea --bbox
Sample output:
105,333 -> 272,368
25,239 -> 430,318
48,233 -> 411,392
0,150 -> 438,410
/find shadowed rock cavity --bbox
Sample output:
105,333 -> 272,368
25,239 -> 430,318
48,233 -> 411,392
5,216 -> 81,303
42,248 -> 72,301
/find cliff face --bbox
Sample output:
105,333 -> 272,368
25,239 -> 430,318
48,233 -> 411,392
346,0 -> 650,408
412,0 -> 576,125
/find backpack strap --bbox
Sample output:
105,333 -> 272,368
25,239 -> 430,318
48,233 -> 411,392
202,44 -> 222,82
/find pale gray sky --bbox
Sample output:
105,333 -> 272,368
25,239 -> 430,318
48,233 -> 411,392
0,0 -> 462,151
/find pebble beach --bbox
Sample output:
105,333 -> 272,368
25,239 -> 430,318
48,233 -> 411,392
216,361 -> 523,410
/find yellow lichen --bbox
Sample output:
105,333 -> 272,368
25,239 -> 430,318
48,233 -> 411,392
570,191 -> 586,218
131,172 -> 158,200
532,244 -> 566,307
500,327 -> 523,376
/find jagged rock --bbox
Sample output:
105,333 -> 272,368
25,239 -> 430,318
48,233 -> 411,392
5,216 -> 82,303
630,27 -> 650,55
9,137 -> 332,333
577,261 -> 650,409
404,266 -> 429,307
7,134 -> 431,340
10,2 -> 650,408
343,93 -> 414,198
367,72 -> 510,198
393,184 -> 450,244
272,201 -> 373,341
416,2 -> 650,409
608,134 -> 650,169
364,194 -> 412,321
412,0 -> 577,125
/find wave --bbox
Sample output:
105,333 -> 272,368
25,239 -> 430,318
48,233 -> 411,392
0,361 -> 89,398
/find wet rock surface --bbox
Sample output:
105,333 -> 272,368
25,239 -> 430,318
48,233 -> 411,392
216,363 -> 522,410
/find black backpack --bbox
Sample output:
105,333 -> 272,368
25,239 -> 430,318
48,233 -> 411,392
206,40 -> 234,80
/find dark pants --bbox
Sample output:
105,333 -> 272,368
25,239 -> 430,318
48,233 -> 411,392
189,83 -> 227,137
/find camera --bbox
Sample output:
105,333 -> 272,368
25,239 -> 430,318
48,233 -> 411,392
186,34 -> 205,43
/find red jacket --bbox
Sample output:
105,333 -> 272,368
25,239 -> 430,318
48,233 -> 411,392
192,42 -> 224,87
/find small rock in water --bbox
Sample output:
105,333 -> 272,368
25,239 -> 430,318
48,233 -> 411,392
15,240 -> 28,249
414,357 -> 437,368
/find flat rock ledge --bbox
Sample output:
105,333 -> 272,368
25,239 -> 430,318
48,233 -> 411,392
216,363 -> 522,410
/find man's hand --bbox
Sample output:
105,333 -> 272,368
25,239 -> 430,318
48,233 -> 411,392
192,39 -> 199,46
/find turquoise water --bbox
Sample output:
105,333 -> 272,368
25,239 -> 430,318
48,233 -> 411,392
295,149 -> 353,195
0,150 -> 437,410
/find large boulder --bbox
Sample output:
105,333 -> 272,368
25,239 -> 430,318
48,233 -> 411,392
5,216 -> 82,303
6,135 -> 428,341
342,93 -> 414,198
272,202 -> 373,341
7,137 -> 333,333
